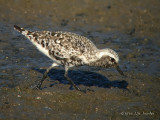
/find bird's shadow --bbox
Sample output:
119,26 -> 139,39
32,68 -> 128,90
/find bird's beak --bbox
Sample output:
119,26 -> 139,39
115,64 -> 125,76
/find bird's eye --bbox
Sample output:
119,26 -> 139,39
111,58 -> 115,62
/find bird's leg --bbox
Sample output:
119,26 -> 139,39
33,63 -> 59,90
64,67 -> 81,91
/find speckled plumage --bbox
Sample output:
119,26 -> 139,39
14,25 -> 124,92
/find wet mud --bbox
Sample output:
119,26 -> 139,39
0,0 -> 160,119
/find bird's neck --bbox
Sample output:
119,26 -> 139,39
87,56 -> 111,68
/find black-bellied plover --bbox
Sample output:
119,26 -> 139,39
14,25 -> 125,92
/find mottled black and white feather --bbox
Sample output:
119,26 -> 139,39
14,25 -> 119,68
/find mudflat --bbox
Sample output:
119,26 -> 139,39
0,0 -> 160,119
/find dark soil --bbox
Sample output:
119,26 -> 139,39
0,0 -> 160,119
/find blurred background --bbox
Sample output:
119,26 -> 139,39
0,0 -> 160,120
0,0 -> 160,40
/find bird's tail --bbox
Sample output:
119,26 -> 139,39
14,25 -> 32,36
14,25 -> 25,32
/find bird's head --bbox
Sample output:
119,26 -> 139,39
96,48 -> 125,76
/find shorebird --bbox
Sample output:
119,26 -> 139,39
14,25 -> 125,92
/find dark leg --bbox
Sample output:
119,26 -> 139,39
33,63 -> 59,90
64,67 -> 94,93
64,67 -> 81,91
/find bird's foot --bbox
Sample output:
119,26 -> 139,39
31,83 -> 42,90
76,87 -> 94,93
32,86 -> 41,90
86,88 -> 95,92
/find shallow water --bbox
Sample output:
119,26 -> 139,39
0,0 -> 160,119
